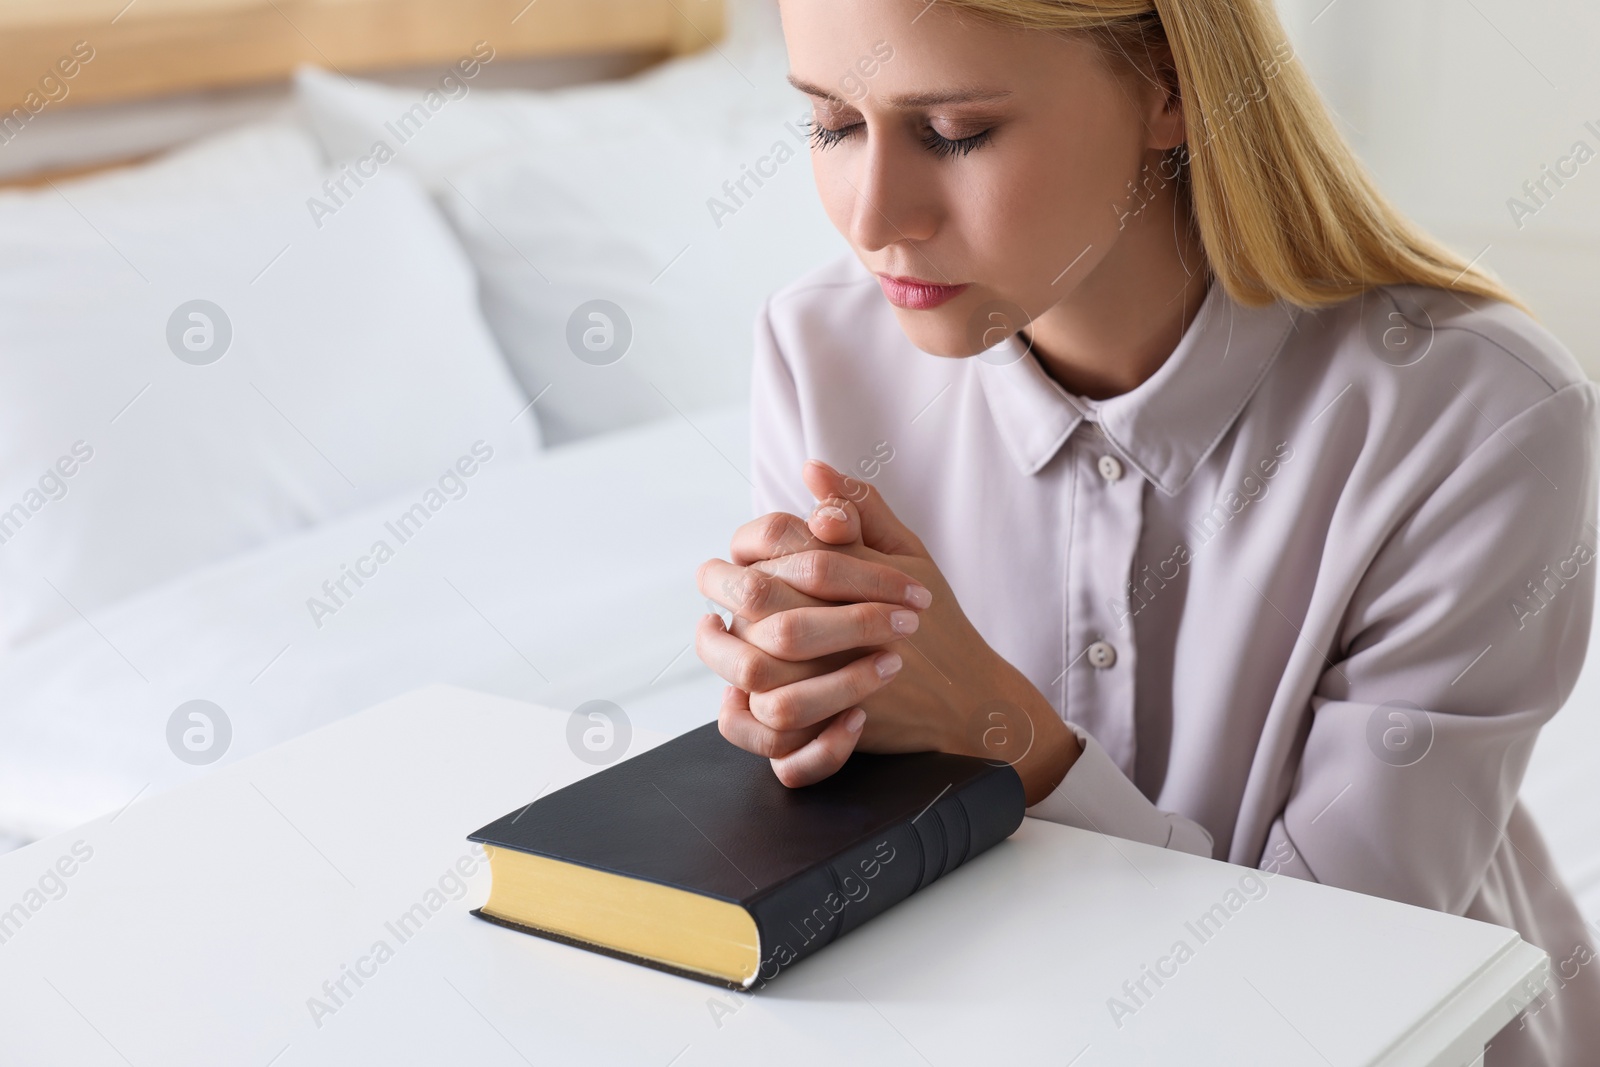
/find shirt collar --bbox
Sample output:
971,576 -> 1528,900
974,281 -> 1302,495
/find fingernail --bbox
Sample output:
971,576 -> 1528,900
890,609 -> 919,634
904,584 -> 932,609
845,707 -> 866,733
815,505 -> 848,524
874,651 -> 903,679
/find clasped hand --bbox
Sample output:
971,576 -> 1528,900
693,460 -> 1080,801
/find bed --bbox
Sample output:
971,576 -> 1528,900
0,0 -> 1595,932
0,0 -> 838,825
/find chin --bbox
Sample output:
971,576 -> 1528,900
890,309 -> 988,360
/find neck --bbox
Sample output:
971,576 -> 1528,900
1027,179 -> 1211,401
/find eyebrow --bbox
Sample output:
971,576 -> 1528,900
786,73 -> 1013,108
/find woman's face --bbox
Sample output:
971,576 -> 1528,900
779,0 -> 1187,358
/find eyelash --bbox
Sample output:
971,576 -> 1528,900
804,119 -> 993,158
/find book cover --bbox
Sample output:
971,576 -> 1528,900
468,720 -> 1026,989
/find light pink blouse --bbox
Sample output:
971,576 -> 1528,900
749,253 -> 1600,1065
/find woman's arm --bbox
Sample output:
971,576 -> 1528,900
734,298 -> 1599,888
736,294 -> 1210,850
723,380 -> 1598,886
1247,380 -> 1598,908
703,461 -> 1218,853
750,295 -> 818,521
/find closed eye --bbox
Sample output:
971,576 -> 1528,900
921,128 -> 992,158
803,118 -> 994,158
805,118 -> 861,151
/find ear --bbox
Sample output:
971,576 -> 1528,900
1140,40 -> 1187,152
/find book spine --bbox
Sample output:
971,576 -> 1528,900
741,768 -> 1025,987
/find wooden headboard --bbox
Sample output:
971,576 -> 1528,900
0,0 -> 725,111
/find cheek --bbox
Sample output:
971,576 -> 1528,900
809,153 -> 856,236
1028,117 -> 1142,223
970,120 -> 1145,286
955,150 -> 1096,271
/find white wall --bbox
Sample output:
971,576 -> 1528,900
1276,0 -> 1600,374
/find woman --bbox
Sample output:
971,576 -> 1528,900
693,1 -> 1599,1061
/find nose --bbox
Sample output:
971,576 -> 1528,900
846,131 -> 940,260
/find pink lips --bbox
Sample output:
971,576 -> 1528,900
876,274 -> 970,311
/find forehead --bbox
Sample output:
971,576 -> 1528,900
778,0 -> 1096,104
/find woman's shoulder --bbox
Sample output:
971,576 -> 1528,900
1281,284 -> 1599,495
761,253 -> 893,351
767,252 -> 880,312
756,253 -> 946,397
1317,283 -> 1589,403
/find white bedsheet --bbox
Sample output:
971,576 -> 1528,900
2,400 -> 1594,924
0,404 -> 752,843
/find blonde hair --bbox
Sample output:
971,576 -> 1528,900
941,0 -> 1524,311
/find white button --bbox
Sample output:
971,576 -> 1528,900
1097,455 -> 1123,483
1087,640 -> 1117,669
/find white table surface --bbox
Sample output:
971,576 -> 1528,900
0,685 -> 1547,1066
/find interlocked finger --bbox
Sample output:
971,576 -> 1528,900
696,612 -> 858,693
740,601 -> 919,662
696,557 -> 826,624
730,511 -> 826,566
716,684 -> 828,760
747,648 -> 902,732
746,549 -> 930,610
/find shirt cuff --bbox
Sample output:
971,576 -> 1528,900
1024,721 -> 1215,858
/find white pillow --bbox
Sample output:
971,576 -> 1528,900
294,2 -> 850,445
0,120 -> 540,647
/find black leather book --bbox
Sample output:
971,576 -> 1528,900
467,720 -> 1026,990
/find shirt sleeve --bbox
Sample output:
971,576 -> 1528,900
1261,379 -> 1599,911
749,297 -> 816,520
1025,722 -> 1216,857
